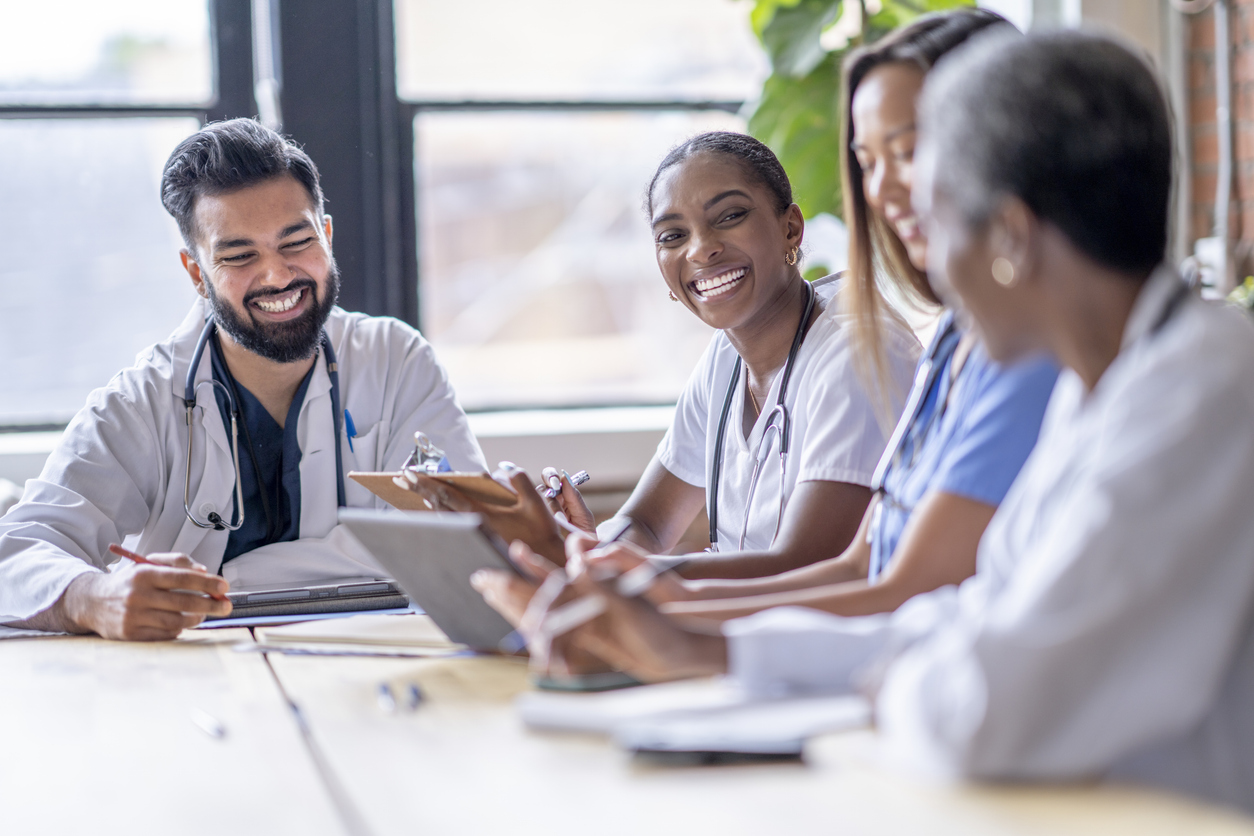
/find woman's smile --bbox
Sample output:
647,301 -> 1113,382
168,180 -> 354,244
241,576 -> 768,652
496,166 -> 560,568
689,265 -> 750,300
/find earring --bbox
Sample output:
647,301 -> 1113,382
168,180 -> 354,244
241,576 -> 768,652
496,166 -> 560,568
991,257 -> 1017,287
785,246 -> 800,266
668,290 -> 679,302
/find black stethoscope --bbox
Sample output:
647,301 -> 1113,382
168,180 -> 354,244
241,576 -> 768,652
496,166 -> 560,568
182,317 -> 347,532
707,280 -> 817,551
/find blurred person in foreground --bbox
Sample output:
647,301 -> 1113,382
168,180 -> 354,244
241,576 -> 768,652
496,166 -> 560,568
475,31 -> 1254,812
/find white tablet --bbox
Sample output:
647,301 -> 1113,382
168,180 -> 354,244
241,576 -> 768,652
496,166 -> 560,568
338,509 -> 522,651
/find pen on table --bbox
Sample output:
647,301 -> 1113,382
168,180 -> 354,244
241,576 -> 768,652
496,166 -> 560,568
377,681 -> 424,712
344,409 -> 357,453
190,708 -> 227,739
107,544 -> 229,602
542,469 -> 590,500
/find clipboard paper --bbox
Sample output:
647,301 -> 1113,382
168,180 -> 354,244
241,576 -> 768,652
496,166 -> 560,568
348,471 -> 518,510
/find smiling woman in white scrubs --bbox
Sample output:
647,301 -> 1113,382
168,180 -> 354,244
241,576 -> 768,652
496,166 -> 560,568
475,32 -> 1254,813
404,133 -> 918,579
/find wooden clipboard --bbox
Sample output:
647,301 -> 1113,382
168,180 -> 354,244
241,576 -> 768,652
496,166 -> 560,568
349,471 -> 518,510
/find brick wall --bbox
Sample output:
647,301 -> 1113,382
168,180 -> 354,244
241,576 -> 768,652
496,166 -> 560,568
1188,1 -> 1254,268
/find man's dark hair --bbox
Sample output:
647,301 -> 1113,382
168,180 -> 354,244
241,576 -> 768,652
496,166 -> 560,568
160,118 -> 325,255
921,30 -> 1171,277
646,131 -> 793,218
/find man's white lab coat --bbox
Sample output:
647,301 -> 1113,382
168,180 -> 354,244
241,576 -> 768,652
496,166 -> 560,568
725,269 -> 1254,813
0,298 -> 487,622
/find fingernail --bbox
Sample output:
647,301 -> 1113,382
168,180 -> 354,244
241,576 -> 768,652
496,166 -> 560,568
469,571 -> 486,590
404,469 -> 420,484
498,461 -> 519,473
547,475 -> 562,492
393,476 -> 409,490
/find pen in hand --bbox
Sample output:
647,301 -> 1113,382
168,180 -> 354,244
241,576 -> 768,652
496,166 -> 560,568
542,469 -> 590,500
107,543 -> 229,602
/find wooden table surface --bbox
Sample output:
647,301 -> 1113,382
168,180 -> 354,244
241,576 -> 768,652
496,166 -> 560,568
0,629 -> 341,835
4,621 -> 1253,836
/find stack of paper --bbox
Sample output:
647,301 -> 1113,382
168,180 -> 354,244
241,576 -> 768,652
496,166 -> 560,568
516,677 -> 870,756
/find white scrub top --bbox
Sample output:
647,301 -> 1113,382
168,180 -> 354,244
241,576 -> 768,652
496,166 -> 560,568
0,299 -> 487,622
723,268 -> 1254,814
658,279 -> 919,550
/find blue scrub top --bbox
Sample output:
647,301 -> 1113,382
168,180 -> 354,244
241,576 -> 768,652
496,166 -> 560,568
868,313 -> 1059,582
210,337 -> 313,563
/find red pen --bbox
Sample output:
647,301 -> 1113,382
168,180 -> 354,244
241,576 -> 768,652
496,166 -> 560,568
107,544 -> 229,602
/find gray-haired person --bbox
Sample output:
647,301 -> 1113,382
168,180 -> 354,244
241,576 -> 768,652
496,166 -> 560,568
475,31 -> 1254,812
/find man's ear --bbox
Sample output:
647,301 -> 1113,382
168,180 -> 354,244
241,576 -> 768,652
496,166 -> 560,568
323,214 -> 334,248
180,249 -> 209,299
987,196 -> 1037,287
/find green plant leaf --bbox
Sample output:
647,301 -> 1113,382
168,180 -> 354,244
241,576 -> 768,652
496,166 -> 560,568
745,0 -> 974,222
760,0 -> 842,77
747,50 -> 845,218
750,0 -> 805,39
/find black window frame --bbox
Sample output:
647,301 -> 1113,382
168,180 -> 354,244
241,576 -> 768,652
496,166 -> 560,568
0,0 -> 753,433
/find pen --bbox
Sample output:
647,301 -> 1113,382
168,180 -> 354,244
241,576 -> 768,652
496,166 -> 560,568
377,682 -> 397,713
344,409 -> 357,453
190,708 -> 227,739
542,469 -> 590,500
107,543 -> 229,602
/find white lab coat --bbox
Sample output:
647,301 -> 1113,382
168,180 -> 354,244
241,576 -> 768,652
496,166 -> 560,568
725,268 -> 1254,813
0,298 -> 487,622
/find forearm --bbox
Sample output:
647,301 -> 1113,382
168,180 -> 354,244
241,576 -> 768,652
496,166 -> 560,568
683,550 -> 869,600
664,576 -> 915,624
4,573 -> 100,635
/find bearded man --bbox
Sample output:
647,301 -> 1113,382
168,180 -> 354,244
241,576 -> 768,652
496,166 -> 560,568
0,118 -> 486,639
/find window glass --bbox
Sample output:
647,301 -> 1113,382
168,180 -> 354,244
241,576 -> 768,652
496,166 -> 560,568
417,110 -> 747,410
395,0 -> 766,102
0,119 -> 201,426
0,1 -> 211,105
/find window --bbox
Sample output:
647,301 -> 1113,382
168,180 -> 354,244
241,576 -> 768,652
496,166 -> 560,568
0,1 -> 218,428
395,0 -> 768,409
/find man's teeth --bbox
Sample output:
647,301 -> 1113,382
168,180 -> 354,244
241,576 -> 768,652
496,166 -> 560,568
254,288 -> 304,313
693,268 -> 746,297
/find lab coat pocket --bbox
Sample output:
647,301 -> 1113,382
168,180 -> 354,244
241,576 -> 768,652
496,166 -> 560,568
345,423 -> 385,507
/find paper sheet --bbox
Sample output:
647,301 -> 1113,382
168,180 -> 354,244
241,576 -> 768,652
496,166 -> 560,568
256,612 -> 464,650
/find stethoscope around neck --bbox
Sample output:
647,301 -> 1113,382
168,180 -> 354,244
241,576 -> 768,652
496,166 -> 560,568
707,280 -> 817,551
182,317 -> 347,532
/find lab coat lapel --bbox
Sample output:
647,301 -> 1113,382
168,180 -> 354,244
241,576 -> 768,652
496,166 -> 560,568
298,343 -> 338,539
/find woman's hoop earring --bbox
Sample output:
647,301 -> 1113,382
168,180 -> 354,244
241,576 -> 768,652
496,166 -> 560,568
991,257 -> 1017,287
785,246 -> 800,267
668,290 -> 679,302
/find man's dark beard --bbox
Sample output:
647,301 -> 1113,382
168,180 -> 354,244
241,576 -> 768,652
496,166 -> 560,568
206,262 -> 340,363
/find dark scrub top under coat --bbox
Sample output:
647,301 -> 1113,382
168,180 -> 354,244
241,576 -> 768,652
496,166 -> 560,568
209,335 -> 313,563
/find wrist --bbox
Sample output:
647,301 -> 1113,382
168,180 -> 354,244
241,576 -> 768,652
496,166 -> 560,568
670,630 -> 728,678
57,572 -> 103,634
